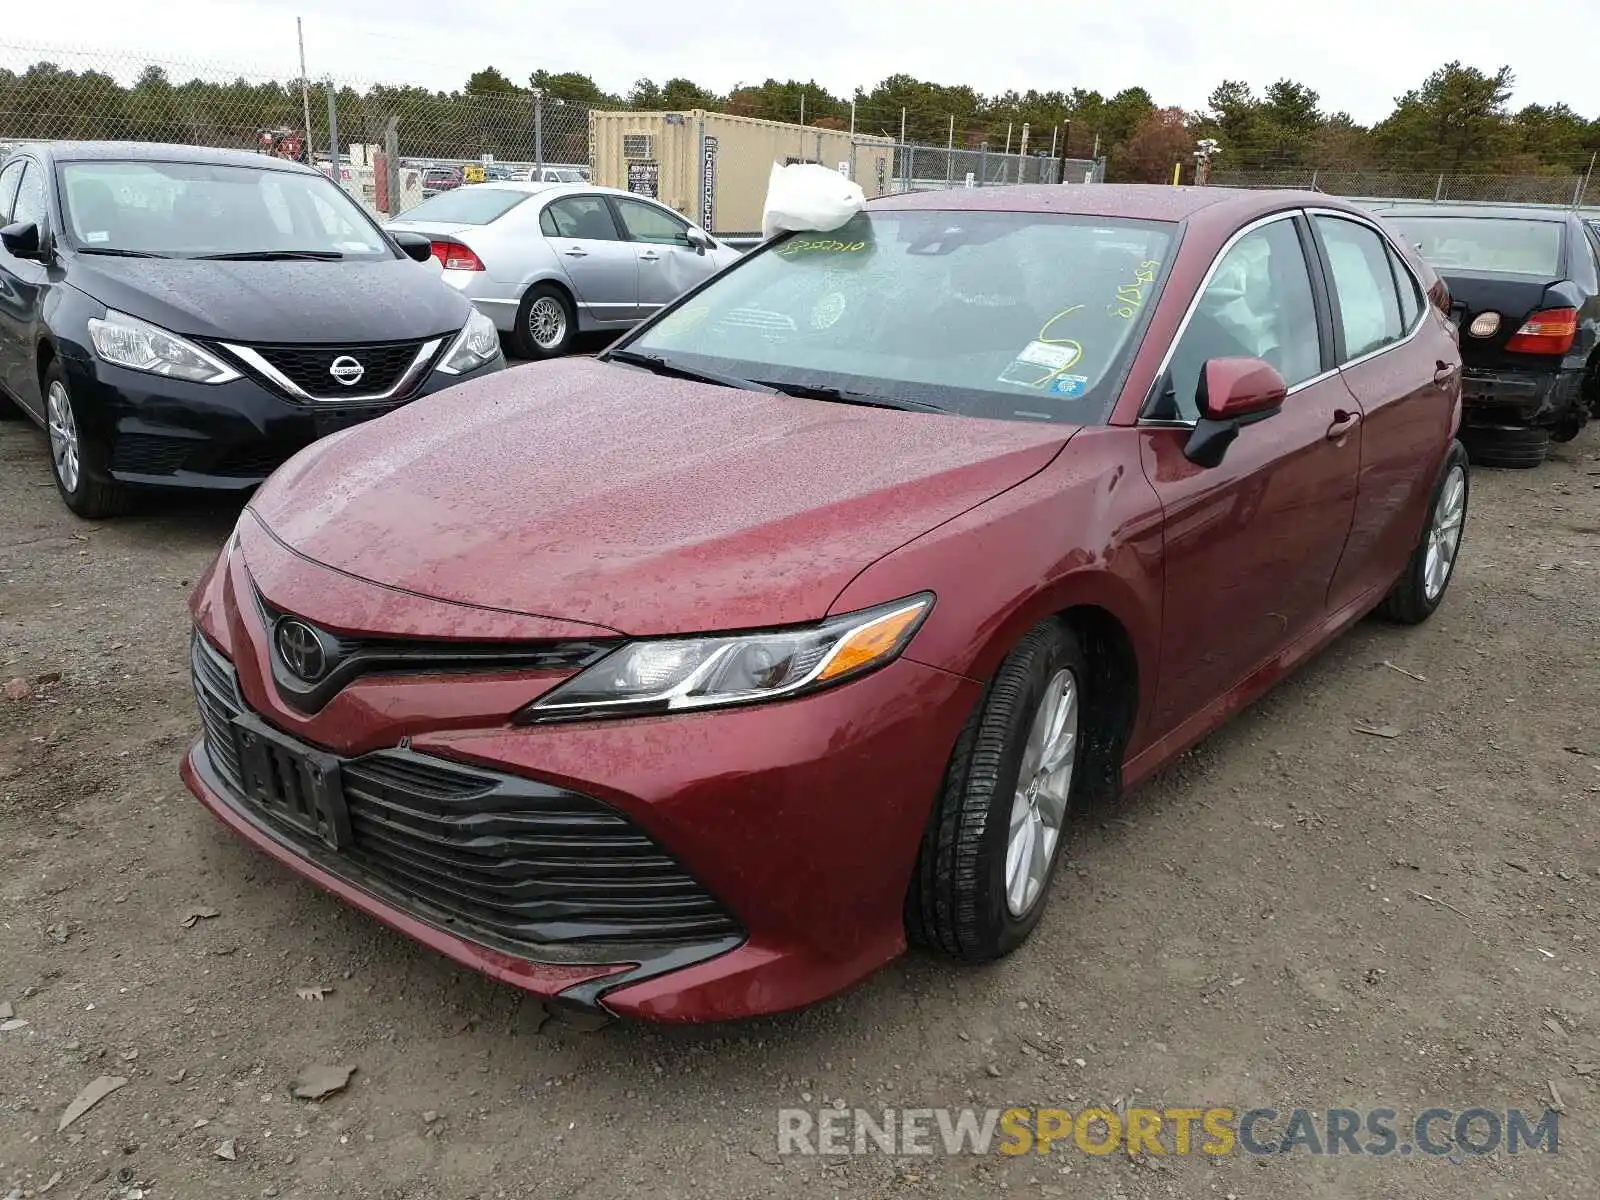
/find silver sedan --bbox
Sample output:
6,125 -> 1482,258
386,183 -> 741,358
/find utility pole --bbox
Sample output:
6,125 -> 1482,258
1579,151 -> 1596,209
296,17 -> 313,157
533,88 -> 544,176
799,91 -> 805,127
325,80 -> 339,181
849,99 -> 856,137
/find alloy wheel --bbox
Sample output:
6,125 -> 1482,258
1004,668 -> 1078,917
527,297 -> 567,351
47,381 -> 81,495
1424,463 -> 1466,600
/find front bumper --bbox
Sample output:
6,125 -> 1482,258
182,543 -> 982,1021
1460,365 -> 1584,426
65,349 -> 504,491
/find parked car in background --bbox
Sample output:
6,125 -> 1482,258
1380,204 -> 1600,467
387,181 -> 740,357
185,185 -> 1467,1021
421,166 -> 462,197
508,165 -> 587,184
0,141 -> 504,518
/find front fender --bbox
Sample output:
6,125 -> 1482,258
828,427 -> 1165,752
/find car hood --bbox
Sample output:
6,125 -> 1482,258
65,256 -> 468,343
248,357 -> 1078,635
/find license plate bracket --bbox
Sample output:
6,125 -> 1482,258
230,711 -> 352,850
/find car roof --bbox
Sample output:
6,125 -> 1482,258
22,140 -> 317,174
1371,203 -> 1575,224
460,181 -> 651,202
869,183 -> 1346,223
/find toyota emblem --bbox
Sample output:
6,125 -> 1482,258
328,355 -> 365,387
275,619 -> 328,683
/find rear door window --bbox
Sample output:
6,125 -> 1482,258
1386,243 -> 1423,332
1315,216 -> 1404,360
541,196 -> 620,240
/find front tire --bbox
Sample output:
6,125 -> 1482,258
907,620 -> 1087,961
44,362 -> 130,519
1377,440 -> 1468,625
509,284 -> 576,359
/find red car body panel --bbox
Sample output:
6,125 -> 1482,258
248,357 -> 1076,635
183,186 -> 1464,1021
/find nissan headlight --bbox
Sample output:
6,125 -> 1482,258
87,310 -> 241,384
437,306 -> 501,375
517,594 -> 934,723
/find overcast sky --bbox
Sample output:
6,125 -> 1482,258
8,0 -> 1600,126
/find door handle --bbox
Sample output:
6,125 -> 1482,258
1326,409 -> 1361,440
563,247 -> 588,258
1433,361 -> 1458,388
638,251 -> 660,262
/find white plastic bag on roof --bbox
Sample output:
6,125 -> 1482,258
760,162 -> 866,240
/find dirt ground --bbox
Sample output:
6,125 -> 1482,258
2,409 -> 1598,1200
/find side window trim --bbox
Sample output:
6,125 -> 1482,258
9,158 -> 49,231
1292,212 -> 1339,375
0,158 -> 25,222
1139,209 -> 1327,425
1304,207 -> 1428,371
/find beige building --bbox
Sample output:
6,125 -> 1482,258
589,109 -> 897,236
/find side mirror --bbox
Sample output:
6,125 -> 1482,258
390,229 -> 434,264
1183,357 -> 1286,468
1,220 -> 43,261
685,227 -> 713,254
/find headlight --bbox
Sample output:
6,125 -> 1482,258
436,306 -> 500,375
87,310 -> 241,384
518,593 -> 934,723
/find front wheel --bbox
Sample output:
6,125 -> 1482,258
509,284 -> 576,359
907,620 -> 1088,961
44,362 -> 130,519
1377,440 -> 1468,625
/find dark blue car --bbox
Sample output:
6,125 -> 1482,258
0,141 -> 505,517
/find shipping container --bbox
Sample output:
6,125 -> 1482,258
589,110 -> 897,237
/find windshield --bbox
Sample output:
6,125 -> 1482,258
620,209 -> 1176,425
58,160 -> 392,259
1387,215 -> 1564,277
396,188 -> 528,224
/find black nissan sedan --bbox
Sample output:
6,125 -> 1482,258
0,142 -> 504,517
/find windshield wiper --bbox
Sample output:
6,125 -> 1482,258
757,381 -> 946,413
192,249 -> 345,261
74,246 -> 171,258
605,349 -> 776,393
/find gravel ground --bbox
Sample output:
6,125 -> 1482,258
2,409 -> 1598,1200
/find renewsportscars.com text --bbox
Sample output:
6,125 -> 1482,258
776,1105 -> 1559,1158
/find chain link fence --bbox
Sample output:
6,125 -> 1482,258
871,143 -> 1106,192
1211,167 -> 1593,208
1,43 -> 1114,208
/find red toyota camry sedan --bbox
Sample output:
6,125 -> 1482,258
183,185 -> 1468,1022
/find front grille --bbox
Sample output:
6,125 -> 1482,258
244,340 -> 433,400
113,432 -> 194,476
190,635 -> 739,950
252,588 -> 616,715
